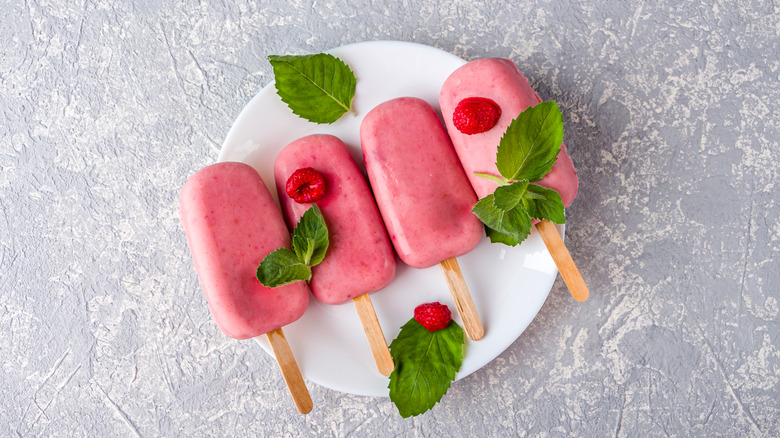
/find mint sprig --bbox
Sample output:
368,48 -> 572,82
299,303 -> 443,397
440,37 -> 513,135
257,205 -> 329,287
268,53 -> 356,124
388,318 -> 465,418
471,101 -> 567,246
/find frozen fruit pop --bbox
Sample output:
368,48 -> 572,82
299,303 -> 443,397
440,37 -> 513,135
274,134 -> 396,375
440,58 -> 588,302
179,162 -> 312,413
439,58 -> 579,203
361,97 -> 485,340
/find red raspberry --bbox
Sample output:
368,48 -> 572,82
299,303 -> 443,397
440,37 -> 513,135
285,167 -> 326,204
414,302 -> 452,332
452,97 -> 502,135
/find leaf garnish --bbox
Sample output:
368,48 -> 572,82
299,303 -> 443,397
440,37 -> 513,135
291,206 -> 329,266
268,53 -> 357,124
388,318 -> 465,418
257,205 -> 329,287
495,101 -> 563,182
256,248 -> 312,288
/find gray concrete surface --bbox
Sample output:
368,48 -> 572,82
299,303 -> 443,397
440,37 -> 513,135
1,1 -> 778,436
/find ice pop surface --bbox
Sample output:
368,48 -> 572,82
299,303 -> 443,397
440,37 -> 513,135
274,134 -> 396,305
360,97 -> 484,269
179,162 -> 309,340
439,58 -> 579,205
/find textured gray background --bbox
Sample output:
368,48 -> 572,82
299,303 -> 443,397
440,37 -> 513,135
1,0 -> 778,436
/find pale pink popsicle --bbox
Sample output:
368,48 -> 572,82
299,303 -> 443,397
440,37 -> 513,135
179,162 -> 309,340
361,97 -> 485,340
439,58 -> 579,205
360,97 -> 484,269
274,134 -> 397,375
273,134 -> 396,305
440,58 -> 588,302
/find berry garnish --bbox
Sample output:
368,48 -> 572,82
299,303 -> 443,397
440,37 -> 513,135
452,97 -> 502,135
286,167 -> 326,204
414,302 -> 452,332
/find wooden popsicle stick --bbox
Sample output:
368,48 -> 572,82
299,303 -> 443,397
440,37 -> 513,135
439,257 -> 485,341
535,220 -> 589,302
353,293 -> 395,376
264,328 -> 313,414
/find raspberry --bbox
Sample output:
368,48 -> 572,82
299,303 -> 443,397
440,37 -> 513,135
414,302 -> 452,332
452,97 -> 502,135
285,167 -> 326,204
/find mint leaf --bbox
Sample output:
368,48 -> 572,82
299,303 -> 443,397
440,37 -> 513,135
388,318 -> 465,418
256,248 -> 312,287
268,53 -> 356,124
256,205 -> 329,287
485,226 -> 523,246
291,205 -> 329,266
495,101 -> 564,182
525,183 -> 566,224
493,180 -> 530,210
472,194 -> 533,243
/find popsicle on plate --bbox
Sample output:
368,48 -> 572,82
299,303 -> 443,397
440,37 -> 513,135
274,134 -> 397,375
440,58 -> 588,301
179,161 -> 313,413
360,97 -> 485,340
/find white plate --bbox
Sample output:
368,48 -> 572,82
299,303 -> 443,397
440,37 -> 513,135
219,41 -> 562,397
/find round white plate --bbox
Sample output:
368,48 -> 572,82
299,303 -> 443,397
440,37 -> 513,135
219,40 -> 562,397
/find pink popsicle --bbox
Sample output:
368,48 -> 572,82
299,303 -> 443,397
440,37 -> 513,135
179,162 -> 312,413
361,97 -> 485,340
274,135 -> 395,304
274,134 -> 396,375
440,58 -> 588,302
439,58 -> 579,204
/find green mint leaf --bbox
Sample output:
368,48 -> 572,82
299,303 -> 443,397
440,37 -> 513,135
256,248 -> 312,287
268,53 -> 356,124
472,194 -> 533,243
485,226 -> 523,246
388,318 -> 465,418
493,180 -> 530,210
495,101 -> 564,182
291,205 -> 329,267
525,183 -> 566,224
256,205 -> 330,288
